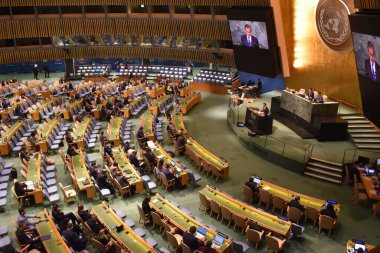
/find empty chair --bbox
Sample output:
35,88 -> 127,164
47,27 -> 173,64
59,183 -> 77,203
209,199 -> 221,220
304,206 -> 319,227
272,196 -> 286,215
210,164 -> 223,182
242,185 -> 254,204
258,189 -> 271,208
287,206 -> 302,224
166,231 -> 183,252
265,233 -> 286,253
220,206 -> 233,227
151,211 -> 164,232
318,215 -> 336,236
43,189 -> 60,203
246,228 -> 264,249
198,192 -> 210,212
233,213 -> 247,234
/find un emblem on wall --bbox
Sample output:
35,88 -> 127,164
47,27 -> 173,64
315,0 -> 354,52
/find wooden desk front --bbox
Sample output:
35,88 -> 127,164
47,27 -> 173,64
36,119 -> 60,153
200,185 -> 291,237
26,154 -> 44,204
186,137 -> 229,178
92,202 -> 157,253
0,120 -> 24,155
107,117 -> 122,147
36,209 -> 71,253
72,153 -> 95,199
360,173 -> 380,201
181,93 -> 201,115
141,113 -> 155,141
150,194 -> 232,253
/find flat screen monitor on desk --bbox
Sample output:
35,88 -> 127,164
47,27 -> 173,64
253,176 -> 262,184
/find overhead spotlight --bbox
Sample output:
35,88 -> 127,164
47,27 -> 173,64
141,4 -> 145,8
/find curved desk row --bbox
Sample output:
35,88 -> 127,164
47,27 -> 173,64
200,185 -> 291,237
181,93 -> 201,115
150,193 -> 232,253
186,137 -> 229,178
36,119 -> 60,153
0,120 -> 26,155
73,117 -> 92,150
92,202 -> 157,253
107,116 -> 123,147
70,152 -> 95,199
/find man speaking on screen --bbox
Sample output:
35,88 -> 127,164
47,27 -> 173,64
241,24 -> 259,48
365,41 -> 380,82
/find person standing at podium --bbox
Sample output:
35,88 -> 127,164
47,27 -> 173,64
260,103 -> 269,116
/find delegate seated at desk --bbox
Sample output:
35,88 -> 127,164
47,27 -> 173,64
306,88 -> 314,100
314,91 -> 324,103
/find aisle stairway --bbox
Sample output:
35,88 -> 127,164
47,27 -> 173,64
304,157 -> 343,184
341,115 -> 380,150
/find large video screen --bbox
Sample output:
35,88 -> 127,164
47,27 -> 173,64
229,20 -> 269,49
227,7 -> 280,77
350,14 -> 380,127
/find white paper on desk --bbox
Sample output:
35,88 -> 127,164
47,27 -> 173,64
78,177 -> 86,182
147,141 -> 155,148
157,155 -> 164,159
24,181 -> 33,186
151,199 -> 159,203
263,186 -> 270,191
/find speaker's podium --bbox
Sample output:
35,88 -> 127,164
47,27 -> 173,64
244,107 -> 273,135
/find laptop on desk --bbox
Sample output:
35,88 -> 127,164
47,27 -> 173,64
195,226 -> 206,240
212,235 -> 224,249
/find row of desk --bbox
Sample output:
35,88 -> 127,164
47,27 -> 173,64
63,100 -> 83,120
172,113 -> 187,136
149,95 -> 171,115
70,152 -> 95,199
200,185 -> 291,237
141,113 -> 155,141
360,172 -> 380,201
25,153 -> 44,204
0,120 -> 25,155
108,147 -> 144,193
150,193 -> 232,253
30,97 -> 61,121
181,93 -> 201,115
107,116 -> 122,147
36,119 -> 60,153
259,179 -> 341,214
186,137 -> 229,179
148,141 -> 189,186
92,202 -> 157,253
73,117 -> 92,149
148,86 -> 165,98
179,86 -> 196,97
123,96 -> 146,118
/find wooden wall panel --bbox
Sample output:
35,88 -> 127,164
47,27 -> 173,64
354,0 -> 380,9
0,19 -> 231,40
1,0 -> 270,7
0,46 -> 235,66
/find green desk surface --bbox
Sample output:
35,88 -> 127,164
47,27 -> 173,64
0,120 -> 23,143
200,186 -> 291,236
37,120 -> 58,140
142,114 -> 153,135
27,155 -> 41,184
112,148 -> 142,185
186,138 -> 227,170
36,211 -> 70,253
173,114 -> 186,132
72,154 -> 93,190
74,117 -> 90,140
150,95 -> 170,107
181,93 -> 200,106
260,180 -> 340,214
150,195 -> 230,252
108,117 -> 122,140
92,204 -> 155,253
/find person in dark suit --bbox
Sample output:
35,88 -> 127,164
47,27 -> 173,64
103,142 -> 113,157
77,204 -> 91,222
306,88 -> 314,100
96,169 -> 116,194
314,91 -> 324,103
15,223 -> 43,251
365,41 -> 380,82
43,64 -> 50,78
241,24 -> 259,48
182,226 -> 201,252
244,177 -> 259,194
32,65 -> 39,80
320,203 -> 337,219
52,204 -> 79,226
260,103 -> 269,116
62,223 -> 88,252
288,196 -> 305,212
87,214 -> 105,234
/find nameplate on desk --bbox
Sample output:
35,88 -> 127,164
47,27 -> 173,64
78,177 -> 86,182
151,199 -> 159,204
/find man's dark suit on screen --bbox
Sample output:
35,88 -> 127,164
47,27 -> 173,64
241,35 -> 259,48
365,59 -> 380,82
